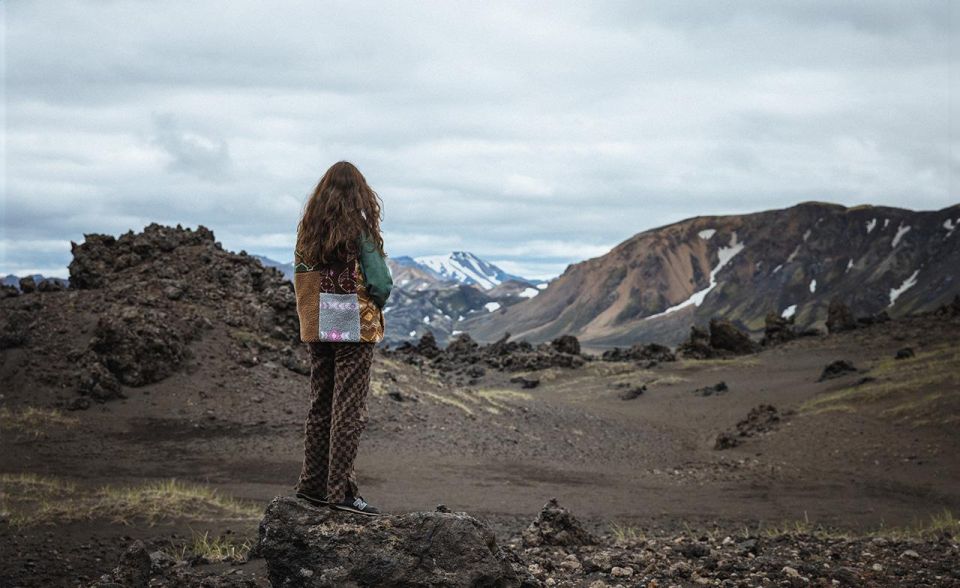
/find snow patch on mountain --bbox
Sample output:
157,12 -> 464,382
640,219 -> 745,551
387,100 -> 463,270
891,223 -> 911,248
698,229 -> 716,240
865,218 -> 877,233
809,279 -> 817,293
781,304 -> 797,319
519,287 -> 539,298
889,270 -> 920,307
646,232 -> 745,320
484,302 -> 501,312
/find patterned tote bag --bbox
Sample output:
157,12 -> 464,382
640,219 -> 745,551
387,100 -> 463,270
294,252 -> 384,343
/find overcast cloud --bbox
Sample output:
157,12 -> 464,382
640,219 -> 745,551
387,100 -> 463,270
2,1 -> 957,279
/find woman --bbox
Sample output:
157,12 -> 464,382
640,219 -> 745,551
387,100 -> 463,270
292,161 -> 392,516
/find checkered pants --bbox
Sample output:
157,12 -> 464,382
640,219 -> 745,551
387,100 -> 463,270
296,341 -> 374,502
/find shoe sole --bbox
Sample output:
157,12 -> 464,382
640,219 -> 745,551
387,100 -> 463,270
329,503 -> 382,517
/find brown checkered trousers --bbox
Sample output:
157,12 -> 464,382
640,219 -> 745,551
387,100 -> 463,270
296,340 -> 375,502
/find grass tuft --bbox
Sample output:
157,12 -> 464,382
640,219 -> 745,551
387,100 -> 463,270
164,530 -> 254,562
1,476 -> 261,528
0,407 -> 79,438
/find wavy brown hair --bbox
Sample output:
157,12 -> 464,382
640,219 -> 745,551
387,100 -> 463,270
296,161 -> 385,265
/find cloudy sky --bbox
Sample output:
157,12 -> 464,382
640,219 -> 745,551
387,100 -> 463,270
2,1 -> 957,279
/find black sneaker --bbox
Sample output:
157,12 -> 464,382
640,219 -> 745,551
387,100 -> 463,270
329,495 -> 381,516
295,491 -> 329,507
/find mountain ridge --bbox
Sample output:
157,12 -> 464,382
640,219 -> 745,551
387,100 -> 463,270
462,201 -> 960,346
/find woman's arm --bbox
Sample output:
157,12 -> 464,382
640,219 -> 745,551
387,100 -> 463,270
358,234 -> 393,308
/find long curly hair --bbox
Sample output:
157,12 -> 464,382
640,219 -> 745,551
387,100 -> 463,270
296,161 -> 385,264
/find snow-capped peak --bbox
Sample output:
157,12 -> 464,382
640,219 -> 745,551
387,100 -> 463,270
413,251 -> 528,290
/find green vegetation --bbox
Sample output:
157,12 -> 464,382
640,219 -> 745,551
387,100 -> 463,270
801,344 -> 960,423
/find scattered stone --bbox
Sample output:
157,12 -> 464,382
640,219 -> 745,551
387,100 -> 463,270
680,542 -> 711,558
610,566 -> 633,578
819,359 -> 857,381
692,381 -> 728,397
521,498 -> 596,547
619,385 -> 646,400
510,376 -> 540,389
895,347 -> 915,360
602,342 -> 676,363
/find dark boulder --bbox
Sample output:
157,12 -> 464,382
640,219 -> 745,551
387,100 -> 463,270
256,496 -> 532,587
619,385 -> 646,400
826,299 -> 857,333
18,276 -> 36,294
708,319 -> 758,355
0,284 -> 19,298
819,360 -> 857,381
715,404 -> 782,450
416,331 -> 442,359
602,342 -> 676,362
693,381 -> 729,397
521,498 -> 596,548
550,334 -> 581,355
510,375 -> 540,389
762,312 -> 797,346
677,325 -> 714,359
37,278 -> 66,292
895,347 -> 915,360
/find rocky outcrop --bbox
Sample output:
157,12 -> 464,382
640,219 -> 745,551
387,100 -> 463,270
256,496 -> 533,587
677,320 -> 758,359
826,299 -> 858,333
601,342 -> 676,363
715,404 -> 783,449
550,334 -> 581,356
521,498 -> 596,548
0,224 -> 306,406
387,331 -> 586,385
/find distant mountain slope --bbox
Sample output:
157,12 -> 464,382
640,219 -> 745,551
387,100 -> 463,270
463,202 -> 960,346
414,251 -> 541,289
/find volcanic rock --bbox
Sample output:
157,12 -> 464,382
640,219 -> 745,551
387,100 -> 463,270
762,312 -> 797,346
18,275 -> 37,294
37,278 -> 66,292
819,360 -> 858,381
895,347 -> 915,360
619,385 -> 646,400
550,334 -> 581,355
256,496 -> 532,587
693,381 -> 729,397
521,498 -> 596,547
709,319 -> 759,354
826,299 -> 857,333
602,342 -> 676,362
510,376 -> 540,389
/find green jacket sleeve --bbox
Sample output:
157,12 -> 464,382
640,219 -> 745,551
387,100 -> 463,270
358,234 -> 393,308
